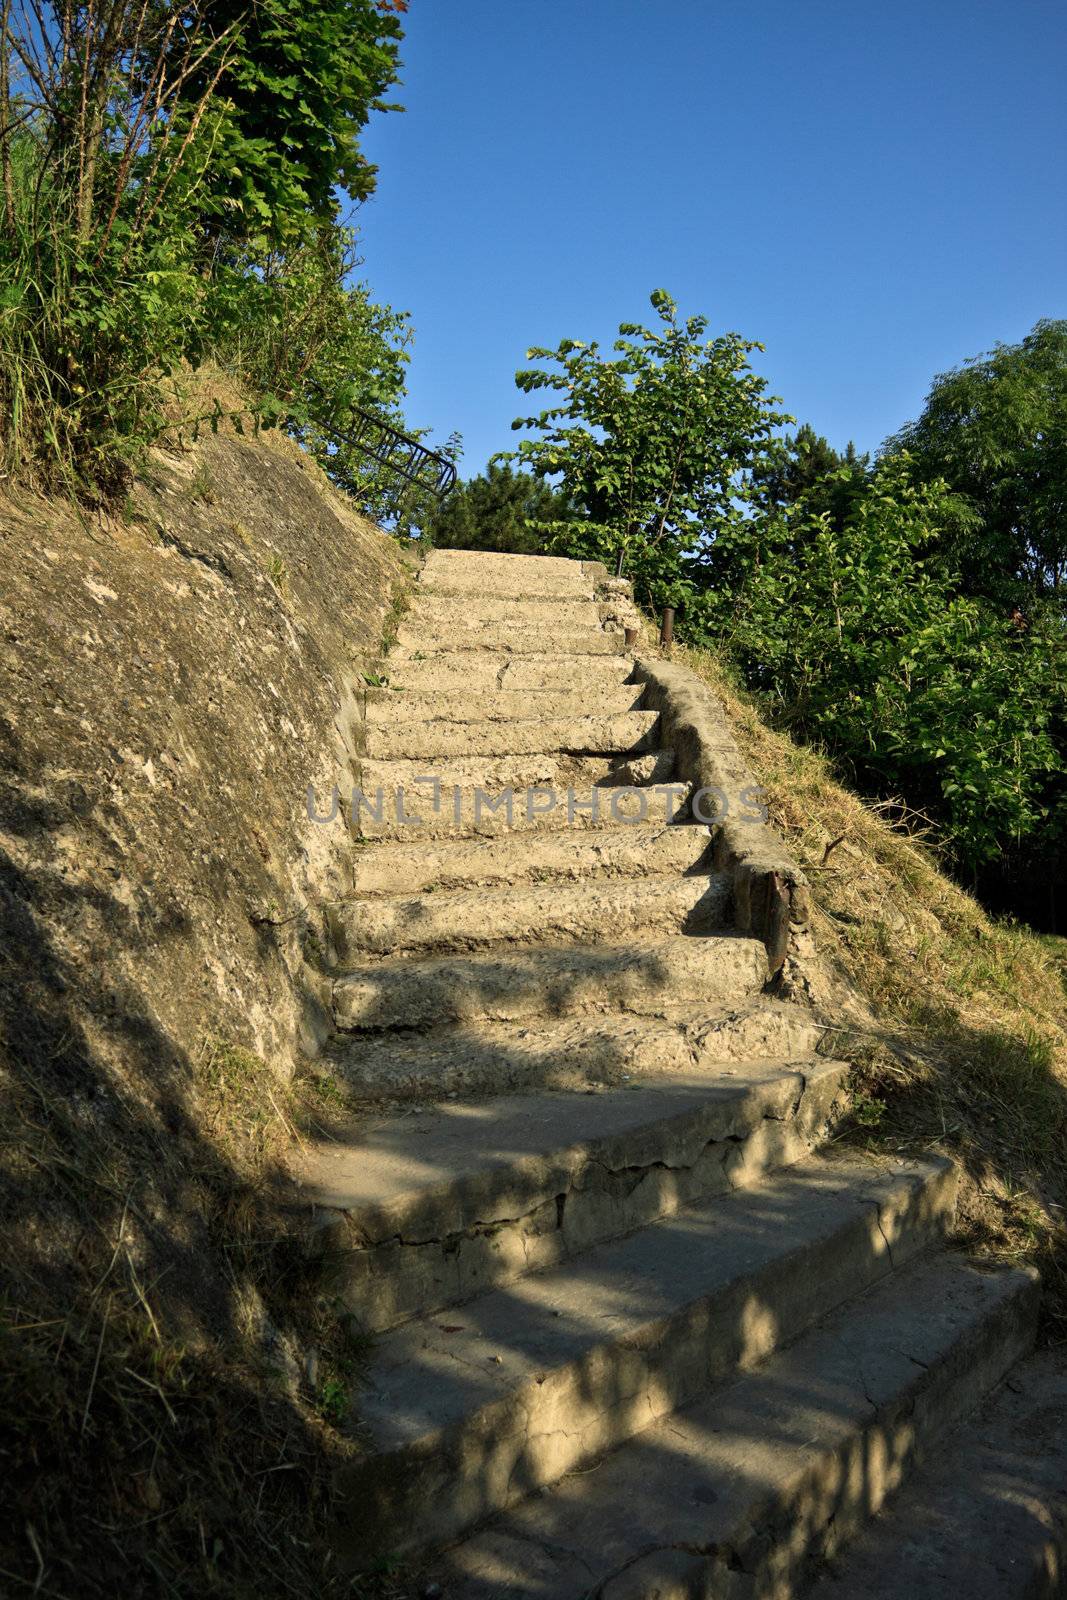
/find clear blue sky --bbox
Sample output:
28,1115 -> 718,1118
358,0 -> 1067,473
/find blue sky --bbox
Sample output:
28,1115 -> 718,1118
358,0 -> 1067,473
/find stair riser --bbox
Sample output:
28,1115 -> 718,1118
333,935 -> 767,1031
357,750 -> 676,802
432,1261 -> 1039,1600
354,786 -> 691,842
331,1002 -> 826,1102
408,595 -> 606,630
386,656 -> 634,693
336,1162 -> 960,1557
365,711 -> 660,761
349,824 -> 712,896
362,687 -> 646,724
419,552 -> 607,599
329,876 -> 729,960
804,1350 -> 1067,1600
395,625 -> 626,656
316,1061 -> 847,1333
610,1275 -> 1040,1600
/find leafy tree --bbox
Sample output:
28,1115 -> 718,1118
886,320 -> 1067,606
499,289 -> 790,609
0,0 -> 414,494
186,0 -> 405,242
424,464 -> 575,555
752,422 -> 869,528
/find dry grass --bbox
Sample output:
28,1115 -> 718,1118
0,1012 -> 372,1598
681,643 -> 1067,1329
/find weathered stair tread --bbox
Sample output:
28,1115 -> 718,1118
365,711 -> 660,761
329,874 -> 729,959
332,931 -> 768,1031
386,654 -> 635,693
355,782 -> 690,841
357,748 -> 676,797
407,595 -> 606,630
362,685 -> 646,724
806,1345 -> 1067,1600
337,1156 -> 960,1557
418,550 -> 607,598
433,1255 -> 1040,1599
394,624 -> 626,656
300,1059 -> 848,1332
328,1001 -> 827,1099
301,1058 -> 845,1237
348,823 -> 712,896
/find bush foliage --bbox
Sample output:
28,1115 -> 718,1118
0,0 -> 412,498
486,296 -> 1066,920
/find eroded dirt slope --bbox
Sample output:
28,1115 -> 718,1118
0,425 -> 404,1596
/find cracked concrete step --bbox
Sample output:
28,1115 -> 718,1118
419,550 -> 607,598
356,750 -> 676,805
406,594 -> 607,631
394,624 -> 626,656
385,654 -> 634,694
349,824 -> 712,896
326,999 -> 828,1102
365,711 -> 661,762
432,1253 -> 1040,1599
299,1059 -> 848,1332
328,874 -> 730,960
334,1155 -> 961,1560
354,783 -> 690,841
363,685 -> 646,724
333,933 -> 768,1032
805,1345 -> 1067,1600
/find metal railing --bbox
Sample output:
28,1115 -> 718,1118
319,401 -> 457,501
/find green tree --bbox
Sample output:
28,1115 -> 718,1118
0,0 -> 414,495
703,456 -> 1063,874
752,422 -> 869,528
424,464 -> 575,555
886,320 -> 1067,606
187,0 -> 405,242
500,289 -> 790,609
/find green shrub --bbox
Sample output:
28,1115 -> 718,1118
0,1 -> 411,499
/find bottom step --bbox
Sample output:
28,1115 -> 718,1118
435,1254 -> 1039,1600
808,1344 -> 1067,1600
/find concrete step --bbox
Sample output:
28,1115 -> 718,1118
354,784 -> 693,841
326,1000 -> 829,1099
384,653 -> 634,694
364,710 -> 660,761
333,932 -> 769,1031
805,1345 -> 1067,1600
394,624 -> 626,656
333,1154 -> 961,1560
432,1253 -> 1039,1598
420,550 -> 606,598
328,873 -> 730,960
355,750 -> 676,812
407,593 -> 606,631
363,684 -> 646,724
298,1058 -> 848,1332
349,823 -> 711,896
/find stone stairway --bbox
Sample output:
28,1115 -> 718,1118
295,549 -> 1044,1597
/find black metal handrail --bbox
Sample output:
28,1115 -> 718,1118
320,401 -> 457,500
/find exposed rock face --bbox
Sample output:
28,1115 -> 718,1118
1,429 -> 404,1084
